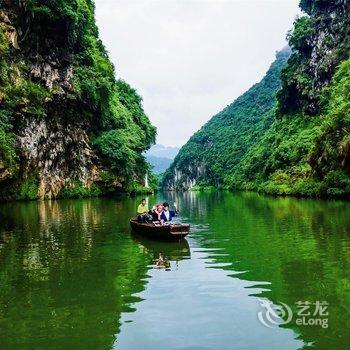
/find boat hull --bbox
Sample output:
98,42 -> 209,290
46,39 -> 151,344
130,219 -> 190,241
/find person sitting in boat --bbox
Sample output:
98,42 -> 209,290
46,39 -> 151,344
160,202 -> 178,222
151,204 -> 164,224
137,198 -> 151,223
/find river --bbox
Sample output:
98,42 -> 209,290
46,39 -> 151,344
0,191 -> 349,349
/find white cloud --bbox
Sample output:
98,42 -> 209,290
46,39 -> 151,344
95,0 -> 300,146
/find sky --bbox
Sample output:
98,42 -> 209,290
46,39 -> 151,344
95,0 -> 301,147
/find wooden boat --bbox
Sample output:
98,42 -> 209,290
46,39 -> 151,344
130,218 -> 190,241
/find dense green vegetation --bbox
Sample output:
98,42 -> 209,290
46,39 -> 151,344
163,0 -> 350,198
163,48 -> 291,189
0,24 -> 18,176
0,0 -> 156,199
231,57 -> 350,197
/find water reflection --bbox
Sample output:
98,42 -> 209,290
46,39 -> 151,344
0,192 -> 349,349
131,234 -> 190,270
172,191 -> 350,349
0,199 -> 152,349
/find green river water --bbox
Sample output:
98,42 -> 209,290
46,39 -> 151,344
0,191 -> 349,349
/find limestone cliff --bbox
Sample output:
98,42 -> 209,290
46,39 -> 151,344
278,0 -> 350,115
0,0 -> 156,199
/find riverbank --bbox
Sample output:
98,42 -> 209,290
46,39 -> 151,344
172,178 -> 350,200
0,180 -> 156,201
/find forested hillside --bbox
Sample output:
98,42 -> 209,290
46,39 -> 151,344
0,0 -> 156,199
163,0 -> 350,198
162,48 -> 291,189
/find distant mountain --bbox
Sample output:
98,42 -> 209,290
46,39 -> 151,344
146,155 -> 173,174
145,144 -> 179,173
146,144 -> 180,159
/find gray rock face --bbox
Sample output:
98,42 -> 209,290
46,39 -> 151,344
18,117 -> 100,199
29,62 -> 73,91
164,162 -> 207,190
293,0 -> 350,114
0,6 -> 102,199
308,2 -> 349,89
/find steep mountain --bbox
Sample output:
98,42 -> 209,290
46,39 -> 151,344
163,0 -> 350,198
145,144 -> 179,173
0,0 -> 155,199
163,47 -> 291,189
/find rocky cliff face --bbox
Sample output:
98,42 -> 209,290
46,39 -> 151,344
278,0 -> 350,115
166,164 -> 207,191
18,117 -> 99,198
0,0 -> 155,199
